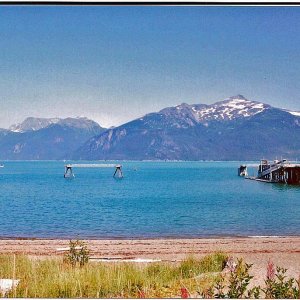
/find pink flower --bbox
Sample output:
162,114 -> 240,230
181,287 -> 190,298
226,257 -> 237,273
266,259 -> 275,280
138,290 -> 146,298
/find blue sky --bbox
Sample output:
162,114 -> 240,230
0,6 -> 299,128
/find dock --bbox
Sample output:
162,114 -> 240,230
245,176 -> 277,183
242,159 -> 300,185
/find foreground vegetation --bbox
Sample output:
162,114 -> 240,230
1,241 -> 300,298
0,252 -> 227,298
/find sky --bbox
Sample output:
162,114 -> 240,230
0,5 -> 300,129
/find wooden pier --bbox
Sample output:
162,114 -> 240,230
244,159 -> 300,185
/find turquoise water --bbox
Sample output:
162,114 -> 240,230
0,161 -> 299,239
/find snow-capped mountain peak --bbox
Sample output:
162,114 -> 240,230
159,95 -> 270,125
9,117 -> 60,132
196,95 -> 269,121
9,117 -> 102,133
73,94 -> 300,161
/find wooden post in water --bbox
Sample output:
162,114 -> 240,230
113,165 -> 123,178
64,165 -> 74,178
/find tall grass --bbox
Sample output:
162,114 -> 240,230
0,253 -> 227,298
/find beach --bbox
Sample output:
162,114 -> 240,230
1,236 -> 300,286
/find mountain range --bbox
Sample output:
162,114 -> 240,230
0,117 -> 105,160
74,95 -> 300,161
1,95 -> 300,160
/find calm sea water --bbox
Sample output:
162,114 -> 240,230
0,161 -> 299,239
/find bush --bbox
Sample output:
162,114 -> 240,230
63,240 -> 90,267
203,257 -> 299,299
212,258 -> 258,299
263,261 -> 300,299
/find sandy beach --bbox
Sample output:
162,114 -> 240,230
1,236 -> 300,285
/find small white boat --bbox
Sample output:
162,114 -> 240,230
238,165 -> 247,176
0,164 -> 4,168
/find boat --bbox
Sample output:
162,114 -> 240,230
238,165 -> 248,176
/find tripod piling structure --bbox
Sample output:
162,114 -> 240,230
64,163 -> 123,178
113,165 -> 123,178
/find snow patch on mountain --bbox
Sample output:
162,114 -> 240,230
10,117 -> 60,132
192,95 -> 269,122
159,95 -> 269,125
9,117 -> 102,133
289,111 -> 300,117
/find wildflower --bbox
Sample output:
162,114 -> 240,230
225,256 -> 237,273
266,259 -> 275,280
138,289 -> 146,298
181,287 -> 190,298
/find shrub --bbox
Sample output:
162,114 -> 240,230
226,259 -> 255,298
212,258 -> 258,299
203,258 -> 300,299
263,263 -> 299,299
63,240 -> 90,267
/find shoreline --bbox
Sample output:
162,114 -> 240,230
1,236 -> 300,285
1,236 -> 299,257
1,234 -> 299,240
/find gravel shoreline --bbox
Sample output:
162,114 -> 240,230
1,236 -> 299,285
1,236 -> 299,258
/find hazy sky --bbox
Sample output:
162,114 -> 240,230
0,5 -> 300,128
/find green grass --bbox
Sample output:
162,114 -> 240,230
0,252 -> 227,298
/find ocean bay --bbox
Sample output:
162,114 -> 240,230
0,161 -> 299,239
